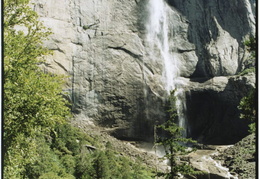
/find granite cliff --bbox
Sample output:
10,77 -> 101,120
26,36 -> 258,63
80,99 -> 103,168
32,0 -> 255,144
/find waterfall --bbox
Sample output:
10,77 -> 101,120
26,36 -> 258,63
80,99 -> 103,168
146,0 -> 178,92
146,0 -> 187,136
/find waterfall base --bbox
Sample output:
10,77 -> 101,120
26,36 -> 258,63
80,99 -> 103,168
184,146 -> 238,179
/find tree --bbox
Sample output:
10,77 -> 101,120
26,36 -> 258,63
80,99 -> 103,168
92,151 -> 111,179
238,89 -> 256,133
238,36 -> 256,133
4,0 -> 70,177
156,90 -> 200,179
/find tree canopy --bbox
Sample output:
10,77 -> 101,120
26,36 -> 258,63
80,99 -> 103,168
4,0 -> 70,177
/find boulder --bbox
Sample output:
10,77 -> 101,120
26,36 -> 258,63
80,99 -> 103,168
185,146 -> 239,179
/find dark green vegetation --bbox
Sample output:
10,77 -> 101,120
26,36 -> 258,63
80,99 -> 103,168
22,123 -> 154,179
242,37 -> 256,73
156,91 -> 202,179
244,37 -> 256,58
3,0 -> 154,178
239,37 -> 256,76
4,0 -> 256,178
238,89 -> 256,133
238,36 -> 256,134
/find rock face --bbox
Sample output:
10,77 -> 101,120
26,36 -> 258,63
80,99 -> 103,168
32,0 -> 255,143
184,73 -> 255,144
167,0 -> 256,77
33,0 -> 168,142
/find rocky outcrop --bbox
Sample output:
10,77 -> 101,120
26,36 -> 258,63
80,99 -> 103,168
184,73 -> 255,144
214,134 -> 256,178
188,134 -> 256,179
184,146 -> 238,179
32,0 -> 255,143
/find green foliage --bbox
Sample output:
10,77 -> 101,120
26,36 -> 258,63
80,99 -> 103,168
244,37 -> 256,58
238,89 -> 256,133
3,0 -> 177,178
61,155 -> 76,175
238,67 -> 255,76
4,0 -> 71,178
39,172 -> 74,179
156,90 -> 201,179
4,134 -> 38,179
240,37 -> 256,75
131,159 -> 154,179
237,37 -> 256,134
50,123 -> 96,155
92,151 -> 111,178
75,140 -> 154,179
23,133 -> 74,179
14,122 -> 154,179
83,25 -> 90,30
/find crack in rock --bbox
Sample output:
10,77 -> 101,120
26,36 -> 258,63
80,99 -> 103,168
54,59 -> 68,72
108,45 -> 154,75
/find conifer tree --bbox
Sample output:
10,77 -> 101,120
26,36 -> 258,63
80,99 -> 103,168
238,37 -> 256,134
156,90 -> 200,179
92,151 -> 111,179
238,89 -> 256,133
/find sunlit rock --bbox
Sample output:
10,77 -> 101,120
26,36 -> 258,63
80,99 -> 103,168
31,0 -> 255,143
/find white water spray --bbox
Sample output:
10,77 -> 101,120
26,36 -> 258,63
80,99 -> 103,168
146,0 -> 178,92
146,0 -> 187,135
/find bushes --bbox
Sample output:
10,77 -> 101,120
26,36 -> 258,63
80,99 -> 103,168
17,123 -> 155,178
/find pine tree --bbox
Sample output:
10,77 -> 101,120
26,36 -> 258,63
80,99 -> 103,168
92,151 -> 111,179
238,89 -> 256,133
156,90 -> 200,179
238,37 -> 256,134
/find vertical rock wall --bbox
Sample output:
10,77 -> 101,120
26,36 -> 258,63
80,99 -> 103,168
32,0 -> 168,141
167,0 -> 256,77
165,0 -> 256,144
32,0 -> 255,143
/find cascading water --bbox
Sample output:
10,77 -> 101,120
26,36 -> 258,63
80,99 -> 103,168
146,0 -> 188,136
146,0 -> 177,92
